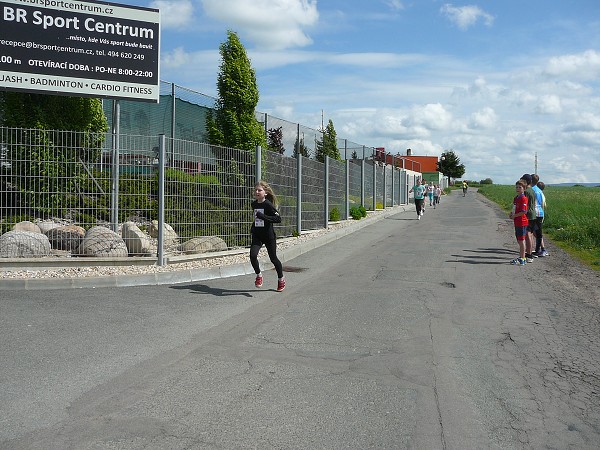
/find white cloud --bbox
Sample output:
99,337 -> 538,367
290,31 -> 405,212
544,49 -> 600,80
407,103 -> 453,131
469,107 -> 497,129
440,4 -> 494,30
563,112 -> 600,132
149,0 -> 195,29
536,95 -> 562,115
200,0 -> 318,50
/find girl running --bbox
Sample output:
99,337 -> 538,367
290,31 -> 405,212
250,181 -> 285,292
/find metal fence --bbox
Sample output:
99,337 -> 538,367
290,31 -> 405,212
101,80 -> 383,163
0,127 -> 418,264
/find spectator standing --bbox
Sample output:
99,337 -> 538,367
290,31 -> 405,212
521,174 -> 537,262
509,180 -> 529,265
533,180 -> 549,257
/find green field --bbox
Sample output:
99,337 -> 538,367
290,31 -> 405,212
477,184 -> 600,270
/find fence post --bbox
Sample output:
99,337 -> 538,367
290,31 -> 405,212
255,145 -> 262,182
157,134 -> 166,266
383,160 -> 387,209
170,83 -> 176,166
264,113 -> 268,138
361,158 -> 365,208
391,157 -> 395,206
345,159 -> 350,219
324,156 -> 329,229
170,83 -> 176,140
110,99 -> 120,233
296,155 -> 302,236
372,155 -> 377,211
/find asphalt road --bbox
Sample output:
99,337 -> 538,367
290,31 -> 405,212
1,191 -> 599,449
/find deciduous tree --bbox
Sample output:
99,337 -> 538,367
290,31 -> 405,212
438,149 -> 465,182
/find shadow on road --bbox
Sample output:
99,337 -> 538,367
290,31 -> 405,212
170,284 -> 256,297
449,247 -> 516,265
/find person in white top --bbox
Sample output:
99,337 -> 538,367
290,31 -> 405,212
433,185 -> 442,208
427,182 -> 435,206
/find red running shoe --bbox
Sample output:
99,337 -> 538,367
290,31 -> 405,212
255,275 -> 263,288
277,278 -> 286,292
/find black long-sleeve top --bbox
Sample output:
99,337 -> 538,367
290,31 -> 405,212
251,199 -> 281,241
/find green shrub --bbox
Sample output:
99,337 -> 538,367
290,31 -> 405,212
350,206 -> 362,220
359,205 -> 367,217
329,207 -> 340,222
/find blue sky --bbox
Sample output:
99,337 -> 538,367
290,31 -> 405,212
123,0 -> 599,184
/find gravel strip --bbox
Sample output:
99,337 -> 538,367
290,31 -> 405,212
0,209 -> 395,280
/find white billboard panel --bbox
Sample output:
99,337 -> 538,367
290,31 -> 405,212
0,0 -> 160,102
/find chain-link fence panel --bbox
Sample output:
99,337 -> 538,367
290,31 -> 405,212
103,82 -> 214,142
349,160 -> 363,210
364,161 -> 374,210
164,140 -> 255,255
328,158 -> 346,221
376,164 -> 385,209
301,157 -> 325,230
0,127 -> 162,257
385,165 -> 394,207
263,150 -> 298,238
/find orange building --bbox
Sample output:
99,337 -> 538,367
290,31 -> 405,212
374,148 -> 439,173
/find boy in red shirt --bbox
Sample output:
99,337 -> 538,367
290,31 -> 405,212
509,180 -> 529,265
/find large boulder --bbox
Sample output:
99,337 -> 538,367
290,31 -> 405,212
12,220 -> 41,234
74,226 -> 128,257
35,220 -> 61,234
148,220 -> 179,251
45,225 -> 86,251
0,230 -> 51,258
180,236 -> 228,255
122,222 -> 156,256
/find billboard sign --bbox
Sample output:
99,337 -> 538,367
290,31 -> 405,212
0,0 -> 160,102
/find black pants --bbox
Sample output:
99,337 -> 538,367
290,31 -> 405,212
250,236 -> 283,278
415,198 -> 424,216
534,218 -> 544,252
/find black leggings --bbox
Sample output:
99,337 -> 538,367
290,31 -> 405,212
250,237 -> 283,278
415,198 -> 424,215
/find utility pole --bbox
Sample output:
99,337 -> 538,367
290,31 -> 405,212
535,152 -> 538,175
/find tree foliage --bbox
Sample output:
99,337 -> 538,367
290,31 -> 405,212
206,30 -> 266,151
0,92 -> 107,133
0,92 -> 109,215
293,134 -> 310,158
315,119 -> 341,162
267,126 -> 285,154
437,149 -> 465,181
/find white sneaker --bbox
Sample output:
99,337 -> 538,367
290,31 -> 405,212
417,215 -> 421,220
